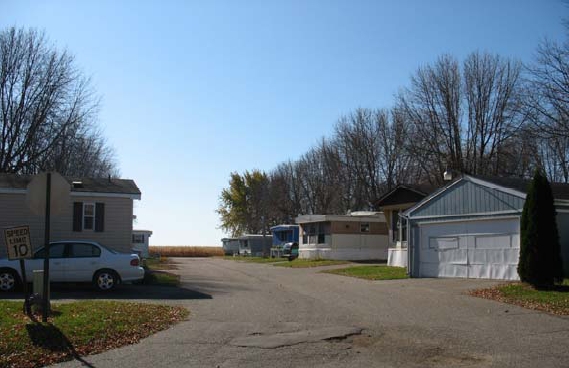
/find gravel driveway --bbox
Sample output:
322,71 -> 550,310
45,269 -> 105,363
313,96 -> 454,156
51,257 -> 569,367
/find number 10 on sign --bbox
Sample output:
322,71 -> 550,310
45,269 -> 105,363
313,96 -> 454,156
4,226 -> 32,260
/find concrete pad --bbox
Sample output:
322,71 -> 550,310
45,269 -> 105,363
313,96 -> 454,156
230,326 -> 363,349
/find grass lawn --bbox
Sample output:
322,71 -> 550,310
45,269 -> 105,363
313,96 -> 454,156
469,279 -> 569,315
142,270 -> 180,287
144,256 -> 178,270
273,259 -> 350,268
223,256 -> 284,263
0,300 -> 188,368
142,257 -> 180,286
323,265 -> 408,280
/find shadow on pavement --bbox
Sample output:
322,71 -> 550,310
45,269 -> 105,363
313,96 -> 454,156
1,283 -> 212,301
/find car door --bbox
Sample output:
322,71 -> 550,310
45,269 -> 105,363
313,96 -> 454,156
66,242 -> 101,282
28,243 -> 68,282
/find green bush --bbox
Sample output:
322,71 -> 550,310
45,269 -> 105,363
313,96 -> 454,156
518,170 -> 564,286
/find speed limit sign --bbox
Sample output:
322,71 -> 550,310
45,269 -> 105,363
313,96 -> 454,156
4,226 -> 32,260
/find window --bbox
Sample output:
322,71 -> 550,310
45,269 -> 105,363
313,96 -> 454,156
34,243 -> 66,258
69,243 -> 101,257
132,234 -> 145,244
73,202 -> 105,232
303,222 -> 330,244
83,203 -> 95,230
360,223 -> 370,233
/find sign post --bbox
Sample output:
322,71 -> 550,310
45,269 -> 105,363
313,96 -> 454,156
4,225 -> 32,314
26,171 -> 69,322
42,172 -> 51,322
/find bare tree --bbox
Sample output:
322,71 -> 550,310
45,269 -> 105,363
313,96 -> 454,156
335,109 -> 380,210
0,27 -> 117,176
524,34 -> 569,138
398,52 -> 524,183
377,108 -> 415,189
294,139 -> 342,214
398,54 -> 463,184
463,52 -> 523,175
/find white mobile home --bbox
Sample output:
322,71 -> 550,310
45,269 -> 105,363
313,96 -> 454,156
221,237 -> 240,255
374,184 -> 439,267
295,212 -> 389,260
238,234 -> 272,256
132,229 -> 152,258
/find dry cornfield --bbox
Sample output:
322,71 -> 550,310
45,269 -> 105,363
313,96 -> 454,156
149,246 -> 224,257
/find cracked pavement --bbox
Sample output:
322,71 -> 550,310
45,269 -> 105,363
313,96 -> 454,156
50,258 -> 569,367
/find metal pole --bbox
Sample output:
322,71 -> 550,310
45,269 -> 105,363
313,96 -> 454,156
42,172 -> 51,322
19,259 -> 30,315
262,215 -> 266,257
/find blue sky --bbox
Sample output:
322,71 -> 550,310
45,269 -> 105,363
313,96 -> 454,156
2,1 -> 567,246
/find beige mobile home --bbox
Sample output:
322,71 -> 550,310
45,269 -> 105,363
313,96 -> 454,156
0,174 -> 141,257
295,212 -> 389,260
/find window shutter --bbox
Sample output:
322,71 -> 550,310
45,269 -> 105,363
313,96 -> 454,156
73,202 -> 83,232
95,203 -> 105,232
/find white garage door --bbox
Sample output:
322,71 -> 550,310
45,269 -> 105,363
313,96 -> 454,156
418,218 -> 520,280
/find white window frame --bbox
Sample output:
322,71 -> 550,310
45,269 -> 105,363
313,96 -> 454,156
83,202 -> 96,231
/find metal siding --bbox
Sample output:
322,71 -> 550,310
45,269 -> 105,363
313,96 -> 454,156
416,218 -> 521,280
556,213 -> 569,277
411,223 -> 421,276
412,181 -> 524,218
0,193 -> 134,257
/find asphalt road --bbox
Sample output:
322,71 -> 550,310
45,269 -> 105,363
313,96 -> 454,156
50,258 -> 569,368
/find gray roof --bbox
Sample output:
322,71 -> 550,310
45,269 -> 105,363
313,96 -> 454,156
473,175 -> 569,201
0,173 -> 140,195
374,183 -> 440,208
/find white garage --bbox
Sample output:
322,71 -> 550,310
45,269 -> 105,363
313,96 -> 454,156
405,175 -> 569,280
418,218 -> 520,280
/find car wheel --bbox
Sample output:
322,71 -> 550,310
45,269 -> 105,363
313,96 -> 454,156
0,269 -> 19,292
93,270 -> 119,291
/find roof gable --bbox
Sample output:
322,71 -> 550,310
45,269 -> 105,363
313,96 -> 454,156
0,173 -> 140,196
375,184 -> 439,208
406,176 -> 526,219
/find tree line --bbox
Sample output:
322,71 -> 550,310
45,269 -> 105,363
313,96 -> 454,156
217,27 -> 569,237
0,27 -> 118,178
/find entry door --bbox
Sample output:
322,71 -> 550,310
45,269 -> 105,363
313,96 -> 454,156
418,218 -> 520,280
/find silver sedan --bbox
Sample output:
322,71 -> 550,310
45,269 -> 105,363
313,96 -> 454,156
0,241 -> 144,292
